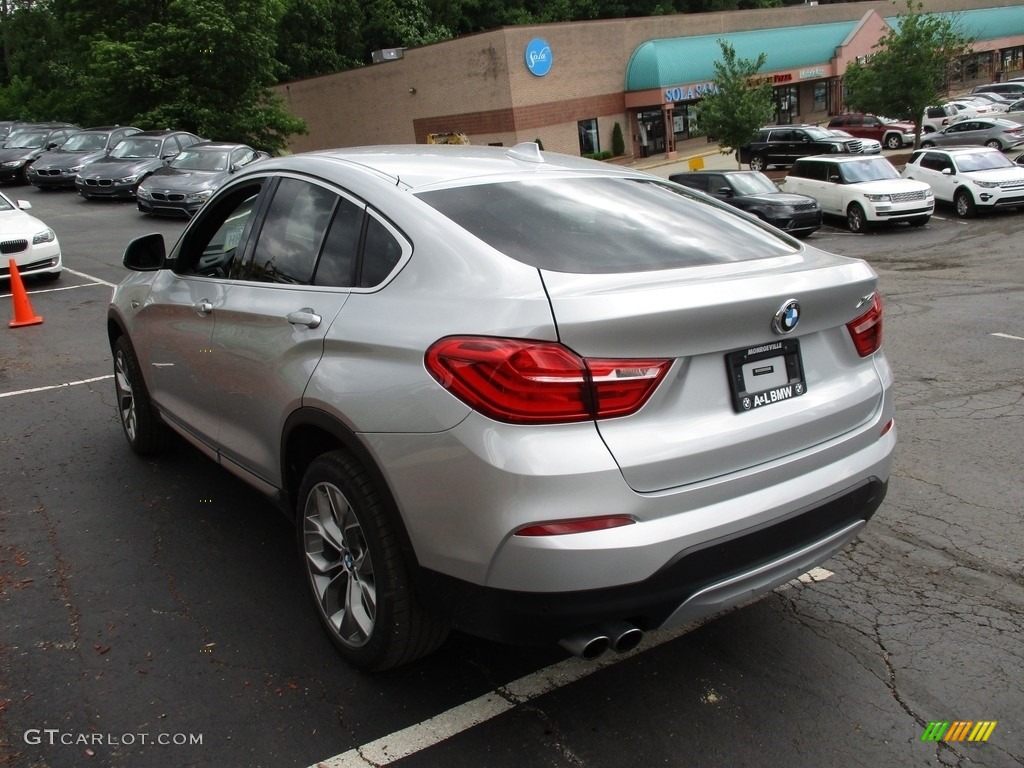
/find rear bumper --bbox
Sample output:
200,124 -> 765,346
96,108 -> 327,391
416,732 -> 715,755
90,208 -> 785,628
417,477 -> 887,645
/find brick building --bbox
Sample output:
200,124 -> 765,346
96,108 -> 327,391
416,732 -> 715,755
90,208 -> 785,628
275,0 -> 1024,160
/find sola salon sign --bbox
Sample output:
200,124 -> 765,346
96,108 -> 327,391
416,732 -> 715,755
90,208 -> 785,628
525,38 -> 552,77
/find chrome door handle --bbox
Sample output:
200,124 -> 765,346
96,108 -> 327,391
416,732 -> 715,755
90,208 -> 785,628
196,300 -> 213,315
286,308 -> 322,329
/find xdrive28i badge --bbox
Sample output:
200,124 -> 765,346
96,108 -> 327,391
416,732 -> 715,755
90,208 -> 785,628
772,299 -> 800,335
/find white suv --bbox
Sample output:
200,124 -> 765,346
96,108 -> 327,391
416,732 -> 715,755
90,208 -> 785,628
781,155 -> 934,232
901,146 -> 1024,217
922,104 -> 961,133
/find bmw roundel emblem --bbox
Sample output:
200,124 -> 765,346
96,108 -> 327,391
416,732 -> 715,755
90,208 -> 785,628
773,299 -> 800,335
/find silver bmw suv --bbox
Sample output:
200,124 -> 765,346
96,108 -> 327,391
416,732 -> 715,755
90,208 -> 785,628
107,143 -> 895,670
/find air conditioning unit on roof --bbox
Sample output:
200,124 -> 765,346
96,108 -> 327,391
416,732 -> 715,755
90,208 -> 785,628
371,48 -> 404,64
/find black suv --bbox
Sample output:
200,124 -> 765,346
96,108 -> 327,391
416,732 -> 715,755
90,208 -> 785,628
669,170 -> 822,238
738,125 -> 863,172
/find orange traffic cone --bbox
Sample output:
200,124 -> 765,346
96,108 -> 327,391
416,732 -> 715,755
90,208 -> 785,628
7,258 -> 43,328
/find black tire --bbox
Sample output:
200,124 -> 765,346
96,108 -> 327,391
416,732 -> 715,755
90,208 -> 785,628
298,450 -> 448,671
112,335 -> 168,454
748,154 -> 766,172
954,188 -> 976,218
885,134 -> 903,150
846,202 -> 870,233
920,140 -> 935,149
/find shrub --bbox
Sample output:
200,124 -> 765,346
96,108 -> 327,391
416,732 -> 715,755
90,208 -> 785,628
612,122 -> 625,156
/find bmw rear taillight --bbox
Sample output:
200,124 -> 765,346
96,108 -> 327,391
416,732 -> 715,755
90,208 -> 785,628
425,337 -> 671,424
846,293 -> 883,357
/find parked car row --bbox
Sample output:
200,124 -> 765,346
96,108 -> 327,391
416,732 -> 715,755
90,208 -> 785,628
0,123 -> 272,283
675,142 -> 1024,239
0,122 -> 270,219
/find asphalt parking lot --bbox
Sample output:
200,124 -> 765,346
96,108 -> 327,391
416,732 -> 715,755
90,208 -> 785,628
1,175 -> 1022,768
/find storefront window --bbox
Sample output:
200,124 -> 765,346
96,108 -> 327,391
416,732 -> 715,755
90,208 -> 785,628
637,111 -> 664,157
813,82 -> 827,112
578,118 -> 599,155
670,103 -> 705,145
772,85 -> 799,124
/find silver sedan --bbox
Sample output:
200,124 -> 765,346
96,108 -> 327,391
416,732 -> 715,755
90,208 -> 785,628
920,117 -> 1024,150
107,144 -> 896,670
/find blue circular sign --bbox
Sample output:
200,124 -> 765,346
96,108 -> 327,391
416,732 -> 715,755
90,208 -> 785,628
525,38 -> 552,77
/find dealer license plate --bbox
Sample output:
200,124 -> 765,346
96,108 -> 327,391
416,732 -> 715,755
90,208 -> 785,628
726,339 -> 806,413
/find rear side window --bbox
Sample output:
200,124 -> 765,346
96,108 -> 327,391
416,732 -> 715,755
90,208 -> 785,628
417,176 -> 796,274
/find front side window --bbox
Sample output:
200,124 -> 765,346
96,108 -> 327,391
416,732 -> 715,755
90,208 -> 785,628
175,182 -> 264,278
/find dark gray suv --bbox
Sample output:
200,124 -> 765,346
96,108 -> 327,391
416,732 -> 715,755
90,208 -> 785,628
669,170 -> 822,238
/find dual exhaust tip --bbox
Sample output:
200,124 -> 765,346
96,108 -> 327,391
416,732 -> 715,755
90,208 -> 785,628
559,621 -> 644,661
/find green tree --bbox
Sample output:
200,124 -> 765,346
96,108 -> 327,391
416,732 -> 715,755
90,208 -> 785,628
697,39 -> 774,168
276,0 -> 364,80
842,0 -> 975,146
56,0 -> 305,152
361,0 -> 451,62
611,121 -> 625,156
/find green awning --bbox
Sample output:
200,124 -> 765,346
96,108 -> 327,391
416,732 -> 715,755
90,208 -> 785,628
626,21 -> 858,92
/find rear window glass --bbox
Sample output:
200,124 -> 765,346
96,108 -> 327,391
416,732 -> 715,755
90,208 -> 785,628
416,177 -> 796,274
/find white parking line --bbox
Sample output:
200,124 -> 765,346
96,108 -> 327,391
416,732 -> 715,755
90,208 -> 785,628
991,332 -> 1024,342
0,374 -> 113,399
1,267 -> 115,299
63,267 -> 117,288
310,568 -> 833,768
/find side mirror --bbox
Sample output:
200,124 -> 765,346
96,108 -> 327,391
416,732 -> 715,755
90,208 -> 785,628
17,200 -> 32,210
828,174 -> 842,183
941,168 -> 953,175
123,233 -> 167,271
716,187 -> 732,197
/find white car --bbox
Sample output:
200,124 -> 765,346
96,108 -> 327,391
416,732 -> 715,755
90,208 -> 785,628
945,100 -> 992,119
957,94 -> 1009,113
0,189 -> 61,280
830,128 -> 882,154
781,155 -> 934,233
923,104 -> 962,133
901,146 -> 1024,217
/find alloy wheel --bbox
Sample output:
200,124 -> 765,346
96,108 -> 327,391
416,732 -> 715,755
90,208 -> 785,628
302,481 -> 376,649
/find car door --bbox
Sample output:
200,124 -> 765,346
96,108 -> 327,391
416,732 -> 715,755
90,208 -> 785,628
779,129 -> 801,165
907,152 -> 955,202
816,161 -> 847,213
210,175 -> 354,486
940,121 -> 981,145
137,182 -> 266,450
